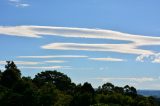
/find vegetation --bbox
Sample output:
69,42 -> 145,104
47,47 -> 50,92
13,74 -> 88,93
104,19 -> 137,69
0,61 -> 159,106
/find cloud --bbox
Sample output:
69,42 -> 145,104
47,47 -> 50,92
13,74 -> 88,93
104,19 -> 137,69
0,61 -> 40,65
0,61 -> 71,70
44,60 -> 67,63
19,66 -> 72,70
89,57 -> 124,62
9,0 -> 30,7
16,3 -> 30,7
136,53 -> 160,63
99,67 -> 108,71
42,43 -> 153,55
0,25 -> 160,44
1,25 -> 160,55
95,77 -> 155,83
18,55 -> 88,58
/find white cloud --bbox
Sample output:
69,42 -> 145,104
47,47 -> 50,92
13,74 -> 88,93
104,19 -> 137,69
89,57 -> 124,62
42,43 -> 153,55
0,25 -> 160,55
19,66 -> 72,70
152,58 -> 160,63
16,3 -> 30,7
0,25 -> 160,44
9,0 -> 30,7
95,77 -> 155,83
44,60 -> 67,63
18,55 -> 88,58
0,61 -> 40,65
99,67 -> 108,71
136,53 -> 160,63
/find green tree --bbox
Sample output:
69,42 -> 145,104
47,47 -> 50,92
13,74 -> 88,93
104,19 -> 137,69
113,86 -> 124,94
102,82 -> 114,94
71,82 -> 95,106
71,92 -> 93,106
12,77 -> 37,106
81,82 -> 95,94
37,83 -> 59,106
0,70 -> 2,80
33,70 -> 75,92
54,93 -> 73,106
124,85 -> 137,96
0,61 -> 21,88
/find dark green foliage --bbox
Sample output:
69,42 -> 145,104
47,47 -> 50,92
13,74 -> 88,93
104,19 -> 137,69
33,70 -> 75,92
37,83 -> 58,106
124,85 -> 137,97
1,61 -> 21,87
70,82 -> 95,106
0,70 -> 2,80
81,82 -> 95,94
102,82 -> 114,94
114,86 -> 124,94
71,92 -> 93,106
0,61 -> 159,106
54,93 -> 73,106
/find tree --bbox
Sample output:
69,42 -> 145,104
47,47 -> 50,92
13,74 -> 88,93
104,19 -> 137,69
54,93 -> 73,106
37,83 -> 59,106
0,70 -> 2,81
12,77 -> 37,106
71,92 -> 94,106
81,82 -> 95,94
124,85 -> 137,97
0,61 -> 21,87
102,82 -> 114,94
130,86 -> 137,95
33,70 -> 74,91
124,85 -> 130,94
114,86 -> 124,94
70,82 -> 95,106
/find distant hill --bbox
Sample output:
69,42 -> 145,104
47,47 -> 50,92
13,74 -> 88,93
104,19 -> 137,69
138,90 -> 160,97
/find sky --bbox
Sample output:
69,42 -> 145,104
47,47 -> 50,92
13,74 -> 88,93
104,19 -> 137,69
0,0 -> 160,90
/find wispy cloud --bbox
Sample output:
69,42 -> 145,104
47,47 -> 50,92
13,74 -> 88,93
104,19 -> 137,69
18,55 -> 88,58
0,25 -> 160,44
136,53 -> 160,63
44,60 -> 67,63
0,25 -> 160,55
0,61 -> 40,65
95,77 -> 155,83
0,60 -> 67,66
99,67 -> 108,71
42,43 -> 153,55
9,0 -> 30,7
89,57 -> 125,62
19,66 -> 72,70
17,3 -> 29,7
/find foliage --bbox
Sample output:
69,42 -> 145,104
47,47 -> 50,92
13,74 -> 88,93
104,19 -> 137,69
0,61 -> 21,87
33,70 -> 75,92
0,61 -> 159,106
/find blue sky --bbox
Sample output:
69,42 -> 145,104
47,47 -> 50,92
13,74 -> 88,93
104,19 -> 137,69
0,0 -> 160,89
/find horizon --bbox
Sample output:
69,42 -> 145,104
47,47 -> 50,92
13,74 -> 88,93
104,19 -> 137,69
0,0 -> 160,90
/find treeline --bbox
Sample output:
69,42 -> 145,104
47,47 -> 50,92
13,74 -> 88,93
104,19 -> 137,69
0,61 -> 159,106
